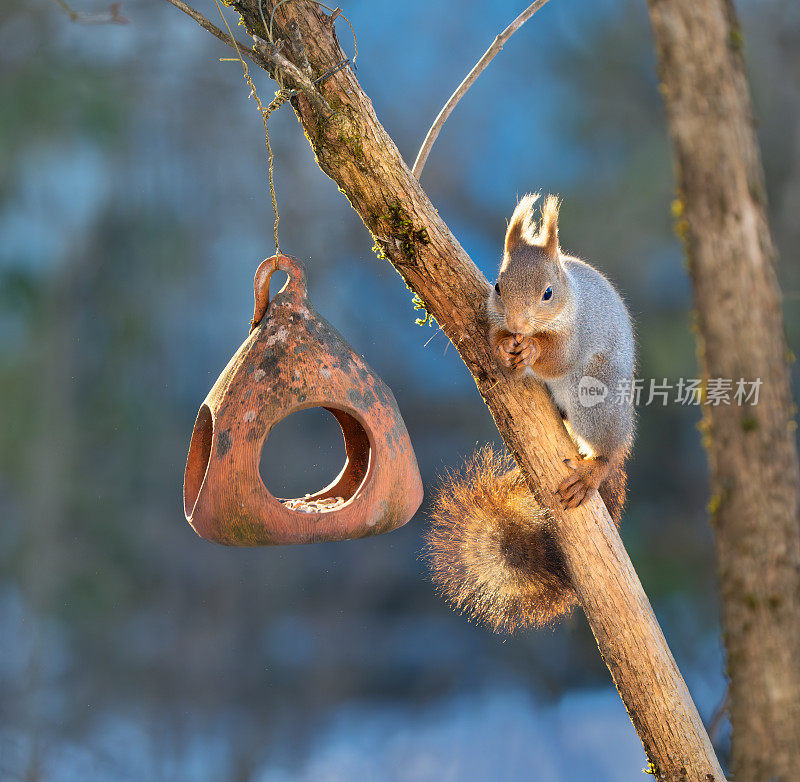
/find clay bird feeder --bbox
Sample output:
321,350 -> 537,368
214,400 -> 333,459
183,254 -> 423,546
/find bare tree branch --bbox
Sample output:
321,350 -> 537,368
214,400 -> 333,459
412,0 -> 552,179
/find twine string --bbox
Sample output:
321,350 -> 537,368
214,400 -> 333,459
217,0 -> 357,254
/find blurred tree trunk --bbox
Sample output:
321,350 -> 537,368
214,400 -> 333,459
647,1 -> 800,779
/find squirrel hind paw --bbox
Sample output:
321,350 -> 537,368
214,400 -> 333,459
425,446 -> 578,634
557,457 -> 609,510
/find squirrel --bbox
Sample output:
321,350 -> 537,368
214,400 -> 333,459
426,193 -> 635,633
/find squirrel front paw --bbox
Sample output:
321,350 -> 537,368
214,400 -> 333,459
492,333 -> 540,372
510,334 -> 539,370
557,456 -> 611,509
494,334 -> 519,369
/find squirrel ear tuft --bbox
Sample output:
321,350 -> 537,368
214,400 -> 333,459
504,193 -> 540,255
536,195 -> 561,259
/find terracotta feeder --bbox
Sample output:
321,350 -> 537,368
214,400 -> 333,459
183,254 -> 423,546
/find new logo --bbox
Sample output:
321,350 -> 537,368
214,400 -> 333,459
578,376 -> 608,407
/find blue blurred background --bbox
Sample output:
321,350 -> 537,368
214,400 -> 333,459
1,0 -> 798,779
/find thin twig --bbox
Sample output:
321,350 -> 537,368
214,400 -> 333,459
412,0 -> 552,179
424,324 -> 445,347
165,0 -> 268,69
164,0 -> 330,112
253,36 -> 331,112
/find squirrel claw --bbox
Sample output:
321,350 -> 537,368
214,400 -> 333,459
560,482 -> 590,508
558,473 -> 589,505
495,335 -> 519,369
557,457 -> 609,510
510,335 -> 539,369
490,330 -> 538,373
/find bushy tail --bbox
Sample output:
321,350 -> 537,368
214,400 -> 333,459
425,446 -> 625,634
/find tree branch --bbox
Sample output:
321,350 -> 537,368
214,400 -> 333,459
412,0 -> 551,179
174,2 -> 725,779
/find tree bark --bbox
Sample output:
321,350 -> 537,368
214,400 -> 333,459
646,1 -> 800,779
186,3 -> 726,778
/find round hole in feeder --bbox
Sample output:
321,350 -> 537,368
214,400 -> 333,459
184,403 -> 213,519
259,406 -> 371,513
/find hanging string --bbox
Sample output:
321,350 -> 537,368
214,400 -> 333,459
216,0 -> 284,252
215,0 -> 358,254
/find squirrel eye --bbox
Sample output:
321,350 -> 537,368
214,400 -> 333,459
494,282 -> 501,295
542,286 -> 553,301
